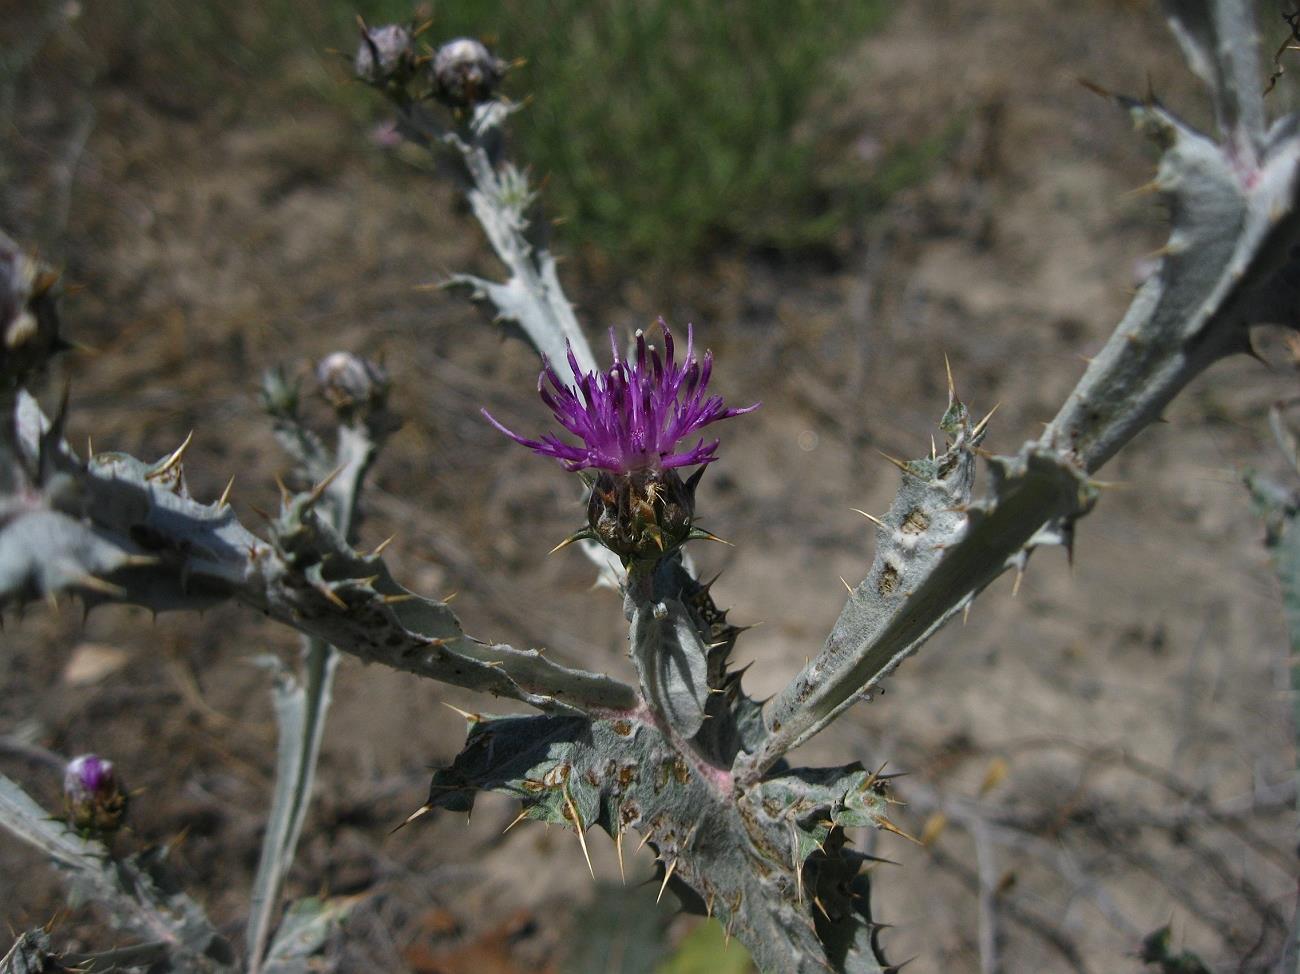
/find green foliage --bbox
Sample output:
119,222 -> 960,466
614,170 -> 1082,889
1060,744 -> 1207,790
427,0 -> 891,263
77,0 -> 893,268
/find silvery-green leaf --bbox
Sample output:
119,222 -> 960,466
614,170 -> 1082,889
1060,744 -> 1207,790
423,714 -> 893,973
629,593 -> 710,741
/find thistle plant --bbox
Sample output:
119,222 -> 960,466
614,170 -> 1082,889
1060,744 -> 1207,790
1,1 -> 1298,972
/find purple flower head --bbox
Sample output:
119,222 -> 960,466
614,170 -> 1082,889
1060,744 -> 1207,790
483,320 -> 758,475
63,753 -> 127,834
64,754 -> 114,802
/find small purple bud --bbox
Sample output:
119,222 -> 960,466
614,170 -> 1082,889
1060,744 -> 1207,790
431,38 -> 508,109
63,754 -> 127,835
315,351 -> 390,416
354,23 -> 414,85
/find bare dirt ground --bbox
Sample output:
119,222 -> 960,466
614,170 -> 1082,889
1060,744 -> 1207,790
2,1 -> 1298,972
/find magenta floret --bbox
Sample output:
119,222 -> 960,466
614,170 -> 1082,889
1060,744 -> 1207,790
483,320 -> 757,474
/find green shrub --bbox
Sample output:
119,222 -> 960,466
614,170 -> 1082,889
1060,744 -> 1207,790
424,0 -> 890,264
74,0 -> 894,268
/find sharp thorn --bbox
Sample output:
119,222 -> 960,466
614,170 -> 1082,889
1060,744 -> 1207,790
1123,179 -> 1164,199
862,852 -> 902,867
636,830 -> 653,853
656,858 -> 678,903
390,803 -> 432,834
971,402 -> 1001,438
851,508 -> 887,529
1011,567 -> 1024,598
876,450 -> 913,476
972,400 -> 998,439
861,760 -> 891,791
306,462 -> 347,504
616,828 -> 626,885
1077,76 -> 1114,99
371,534 -> 396,557
72,575 -> 127,598
146,430 -> 194,480
86,435 -> 94,460
549,529 -> 592,555
442,702 -> 480,723
706,893 -> 715,918
883,958 -> 918,974
944,353 -> 957,403
274,473 -> 292,507
813,895 -> 831,921
962,601 -> 971,626
687,526 -> 732,546
381,593 -> 416,604
502,807 -> 530,834
563,784 -> 595,880
217,475 -> 235,510
319,585 -> 348,609
839,576 -> 854,594
875,816 -> 922,845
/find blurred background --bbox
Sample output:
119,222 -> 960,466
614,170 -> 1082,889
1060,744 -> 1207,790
2,1 -> 1298,971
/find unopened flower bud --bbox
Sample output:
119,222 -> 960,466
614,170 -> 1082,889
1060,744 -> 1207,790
354,23 -> 414,85
315,351 -> 390,416
63,754 -> 127,835
431,38 -> 507,108
1,230 -> 65,390
260,365 -> 301,419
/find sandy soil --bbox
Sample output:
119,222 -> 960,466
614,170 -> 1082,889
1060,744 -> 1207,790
2,1 -> 1298,972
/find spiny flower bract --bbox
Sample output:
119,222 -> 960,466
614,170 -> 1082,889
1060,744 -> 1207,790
483,320 -> 757,474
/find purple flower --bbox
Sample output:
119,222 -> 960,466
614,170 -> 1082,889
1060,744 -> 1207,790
483,321 -> 758,475
64,754 -> 113,799
64,753 -> 127,834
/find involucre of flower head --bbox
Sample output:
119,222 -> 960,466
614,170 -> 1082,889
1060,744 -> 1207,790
63,753 -> 127,835
483,320 -> 758,476
315,351 -> 390,416
354,23 -> 415,85
431,38 -> 508,109
585,467 -> 701,563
